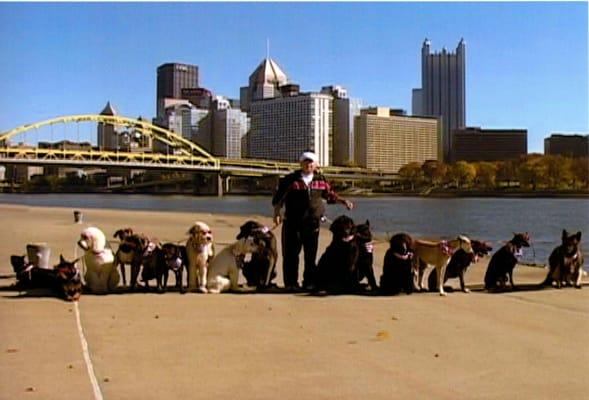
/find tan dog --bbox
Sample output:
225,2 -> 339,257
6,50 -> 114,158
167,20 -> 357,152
413,235 -> 473,296
77,227 -> 120,294
206,236 -> 259,293
186,222 -> 214,293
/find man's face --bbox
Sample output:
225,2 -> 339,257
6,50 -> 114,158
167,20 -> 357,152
300,158 -> 317,174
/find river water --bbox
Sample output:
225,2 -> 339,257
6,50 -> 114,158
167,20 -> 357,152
0,193 -> 587,267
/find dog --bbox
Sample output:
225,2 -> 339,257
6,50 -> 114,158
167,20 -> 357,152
236,220 -> 278,290
316,215 -> 359,294
186,221 -> 215,293
160,243 -> 188,293
427,240 -> 493,292
484,233 -> 530,291
413,235 -> 474,296
113,228 -> 140,287
78,227 -> 120,294
54,255 -> 83,301
139,241 -> 164,291
380,233 -> 414,295
113,228 -> 154,290
10,254 -> 82,301
543,230 -> 584,289
355,220 -> 378,291
206,236 -> 259,293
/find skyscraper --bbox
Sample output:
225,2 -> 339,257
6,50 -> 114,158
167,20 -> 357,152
414,39 -> 466,161
239,58 -> 289,112
354,107 -> 440,172
248,93 -> 332,165
97,101 -> 118,150
156,63 -> 199,119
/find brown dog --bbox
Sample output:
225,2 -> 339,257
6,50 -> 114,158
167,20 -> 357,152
412,235 -> 474,296
543,230 -> 584,289
113,228 -> 152,290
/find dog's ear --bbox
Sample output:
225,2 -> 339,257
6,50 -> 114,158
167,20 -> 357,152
562,230 -> 569,241
575,231 -> 582,241
60,254 -> 66,264
365,220 -> 370,227
114,230 -> 122,238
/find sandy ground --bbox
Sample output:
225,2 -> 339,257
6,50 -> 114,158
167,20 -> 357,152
0,204 -> 587,400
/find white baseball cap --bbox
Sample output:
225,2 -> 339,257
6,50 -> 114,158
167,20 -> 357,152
299,151 -> 318,163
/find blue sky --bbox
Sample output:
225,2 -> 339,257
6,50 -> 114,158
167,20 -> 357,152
0,1 -> 587,154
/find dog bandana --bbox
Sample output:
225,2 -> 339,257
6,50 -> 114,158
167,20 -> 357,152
364,242 -> 374,253
167,257 -> 182,271
440,241 -> 453,256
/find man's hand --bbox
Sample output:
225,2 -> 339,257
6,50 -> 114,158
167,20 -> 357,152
273,206 -> 283,226
343,199 -> 354,210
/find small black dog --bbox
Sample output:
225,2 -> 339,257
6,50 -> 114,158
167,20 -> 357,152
355,220 -> 378,291
316,215 -> 359,294
428,239 -> 492,292
160,243 -> 188,293
543,230 -> 584,289
10,254 -> 82,301
484,233 -> 530,291
236,220 -> 278,290
139,241 -> 165,291
380,233 -> 414,295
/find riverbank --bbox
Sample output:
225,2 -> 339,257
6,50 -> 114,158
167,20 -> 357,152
0,204 -> 587,399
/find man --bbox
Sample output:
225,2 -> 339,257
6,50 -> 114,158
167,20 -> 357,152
272,151 -> 354,291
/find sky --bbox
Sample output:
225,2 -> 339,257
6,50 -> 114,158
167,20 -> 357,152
0,1 -> 587,154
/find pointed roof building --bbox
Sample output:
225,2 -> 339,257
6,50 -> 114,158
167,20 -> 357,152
240,57 -> 290,112
248,58 -> 288,86
99,101 -> 118,116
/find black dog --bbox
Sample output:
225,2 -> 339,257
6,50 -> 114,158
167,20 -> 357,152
484,233 -> 530,291
160,243 -> 188,293
380,233 -> 414,295
236,220 -> 278,290
316,215 -> 359,294
543,230 -> 584,289
10,254 -> 82,301
428,239 -> 492,292
355,220 -> 378,291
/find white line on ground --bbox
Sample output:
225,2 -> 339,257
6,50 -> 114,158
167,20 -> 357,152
74,301 -> 104,400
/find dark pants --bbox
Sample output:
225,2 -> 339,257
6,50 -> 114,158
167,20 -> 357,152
281,218 -> 320,287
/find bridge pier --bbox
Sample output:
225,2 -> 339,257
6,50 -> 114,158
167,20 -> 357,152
216,174 -> 231,197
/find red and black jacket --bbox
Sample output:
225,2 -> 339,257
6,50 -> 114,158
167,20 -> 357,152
272,170 -> 341,222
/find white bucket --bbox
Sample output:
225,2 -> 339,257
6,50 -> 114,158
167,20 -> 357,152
26,243 -> 51,269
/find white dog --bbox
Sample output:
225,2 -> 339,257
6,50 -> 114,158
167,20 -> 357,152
77,227 -> 120,294
186,221 -> 214,293
207,236 -> 259,294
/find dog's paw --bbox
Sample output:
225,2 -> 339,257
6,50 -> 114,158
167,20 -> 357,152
198,286 -> 208,293
439,291 -> 447,296
463,288 -> 470,293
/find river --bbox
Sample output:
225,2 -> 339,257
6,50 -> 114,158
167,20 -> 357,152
0,193 -> 587,267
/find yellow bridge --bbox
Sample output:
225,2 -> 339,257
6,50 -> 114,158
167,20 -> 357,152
0,114 -> 397,183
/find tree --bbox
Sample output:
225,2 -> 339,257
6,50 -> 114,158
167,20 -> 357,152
570,157 -> 589,189
421,160 -> 448,186
496,159 -> 519,187
474,162 -> 498,189
398,162 -> 423,190
544,155 -> 573,189
518,155 -> 548,190
448,161 -> 476,188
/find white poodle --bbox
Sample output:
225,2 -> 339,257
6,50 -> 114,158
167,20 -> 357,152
207,236 -> 259,294
77,227 -> 120,294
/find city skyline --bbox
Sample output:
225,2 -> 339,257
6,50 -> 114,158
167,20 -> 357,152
0,2 -> 587,154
